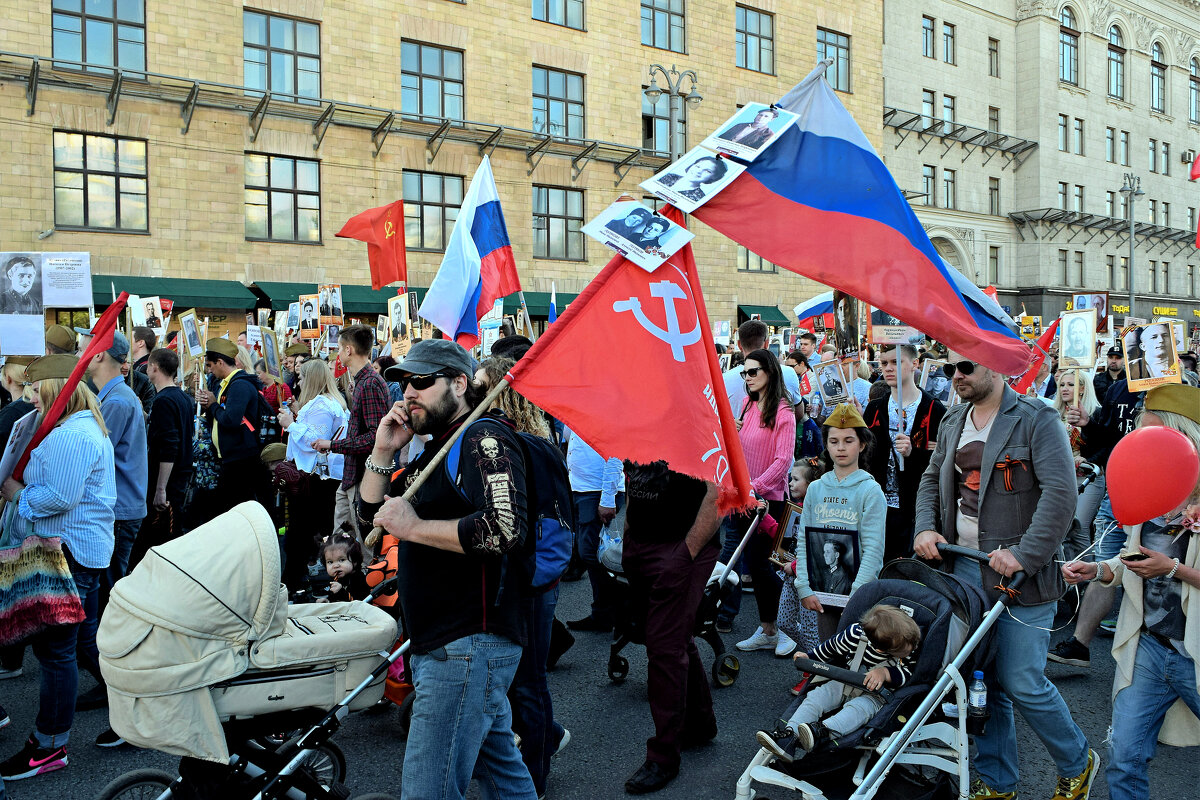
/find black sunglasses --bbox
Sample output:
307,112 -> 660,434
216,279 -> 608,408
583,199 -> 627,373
399,372 -> 452,392
740,367 -> 763,379
941,360 -> 977,378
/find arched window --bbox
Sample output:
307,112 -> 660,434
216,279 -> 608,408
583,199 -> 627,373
1107,26 -> 1125,99
1151,42 -> 1166,112
1059,8 -> 1079,84
1190,58 -> 1199,122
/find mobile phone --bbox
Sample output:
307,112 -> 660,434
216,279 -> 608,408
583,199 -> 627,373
1119,552 -> 1149,562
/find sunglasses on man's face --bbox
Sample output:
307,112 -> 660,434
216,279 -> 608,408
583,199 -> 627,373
941,360 -> 977,378
740,367 -> 763,379
399,372 -> 451,392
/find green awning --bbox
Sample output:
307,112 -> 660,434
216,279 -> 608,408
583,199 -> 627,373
91,275 -> 258,310
251,282 -> 426,313
738,304 -> 790,326
502,291 -> 578,318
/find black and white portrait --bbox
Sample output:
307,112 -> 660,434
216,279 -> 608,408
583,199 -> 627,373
1124,322 -> 1180,389
0,254 -> 42,316
832,291 -> 859,359
1073,292 -> 1109,333
919,359 -> 954,404
641,146 -> 746,213
300,294 -> 319,340
287,302 -> 301,330
702,102 -> 800,162
805,527 -> 861,599
260,327 -> 280,378
817,362 -> 848,405
1059,308 -> 1097,369
581,199 -> 694,272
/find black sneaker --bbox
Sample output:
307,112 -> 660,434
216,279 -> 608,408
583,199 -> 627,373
624,760 -> 677,794
1047,637 -> 1090,667
796,721 -> 833,752
715,620 -> 733,634
95,727 -> 126,748
755,722 -> 797,763
0,735 -> 68,780
566,616 -> 612,633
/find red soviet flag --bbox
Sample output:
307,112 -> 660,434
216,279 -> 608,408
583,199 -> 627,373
336,200 -> 407,291
1010,317 -> 1059,395
506,207 -> 754,513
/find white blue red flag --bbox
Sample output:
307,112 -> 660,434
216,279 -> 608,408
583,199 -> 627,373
548,282 -> 558,324
693,61 -> 1029,375
419,156 -> 521,348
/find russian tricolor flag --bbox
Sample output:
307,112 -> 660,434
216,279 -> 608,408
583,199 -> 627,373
548,282 -> 558,324
419,156 -> 521,349
693,62 -> 1030,375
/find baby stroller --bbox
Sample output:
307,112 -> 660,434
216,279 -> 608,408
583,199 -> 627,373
735,544 -> 1018,800
96,502 -> 403,800
606,505 -> 767,689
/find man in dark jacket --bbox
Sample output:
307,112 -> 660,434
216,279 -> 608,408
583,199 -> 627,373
863,344 -> 946,563
197,337 -> 266,516
1091,346 -> 1126,402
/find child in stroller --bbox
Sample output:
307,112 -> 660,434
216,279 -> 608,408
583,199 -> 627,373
756,604 -> 921,762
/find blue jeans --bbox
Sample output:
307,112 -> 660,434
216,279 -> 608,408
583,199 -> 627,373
572,491 -> 623,626
953,559 -> 1089,792
1092,493 -> 1127,562
509,586 -> 564,795
402,633 -> 536,800
1107,635 -> 1200,800
31,566 -> 100,747
716,516 -> 745,624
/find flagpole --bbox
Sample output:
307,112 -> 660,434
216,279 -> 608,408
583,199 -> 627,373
518,290 -> 536,340
896,357 -> 905,472
365,377 -> 511,549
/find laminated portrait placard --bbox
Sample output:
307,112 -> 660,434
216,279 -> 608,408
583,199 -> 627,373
640,147 -> 746,213
713,319 -> 731,344
258,326 -> 280,378
245,325 -> 262,356
1158,318 -> 1187,359
832,292 -> 860,360
1058,308 -> 1098,369
701,102 -> 800,163
773,502 -> 803,561
804,526 -> 860,608
581,199 -> 695,273
376,314 -> 388,344
40,252 -> 92,308
919,359 -> 955,405
177,309 -> 203,358
319,284 -> 343,326
287,302 -> 301,332
1019,316 -> 1042,340
257,308 -> 271,329
867,306 -> 924,346
1072,292 -> 1109,333
299,294 -> 320,340
815,360 -> 849,405
1123,321 -> 1182,391
387,293 -> 411,358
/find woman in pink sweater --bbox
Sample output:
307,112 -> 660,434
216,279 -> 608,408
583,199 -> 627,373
734,348 -> 798,656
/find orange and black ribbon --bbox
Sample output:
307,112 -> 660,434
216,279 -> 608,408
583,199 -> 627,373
994,455 -> 1028,492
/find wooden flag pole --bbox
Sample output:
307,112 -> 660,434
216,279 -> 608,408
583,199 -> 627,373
364,377 -> 511,549
518,290 -> 536,341
896,356 -> 905,472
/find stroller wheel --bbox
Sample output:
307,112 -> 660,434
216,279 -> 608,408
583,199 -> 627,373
95,768 -> 176,800
297,741 -> 347,787
712,653 -> 740,688
396,689 -> 416,737
608,655 -> 629,683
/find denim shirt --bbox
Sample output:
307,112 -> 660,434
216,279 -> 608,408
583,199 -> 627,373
98,375 -> 148,520
18,410 -> 117,569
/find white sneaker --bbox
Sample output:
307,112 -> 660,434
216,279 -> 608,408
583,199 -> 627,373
774,631 -> 797,658
736,626 -> 778,652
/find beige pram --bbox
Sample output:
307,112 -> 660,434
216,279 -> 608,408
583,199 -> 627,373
97,502 -> 400,800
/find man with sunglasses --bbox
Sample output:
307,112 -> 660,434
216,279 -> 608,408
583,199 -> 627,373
360,339 -> 535,800
913,355 -> 1097,800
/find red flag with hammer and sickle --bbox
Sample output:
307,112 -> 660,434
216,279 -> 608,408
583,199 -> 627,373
336,200 -> 407,291
505,207 -> 754,513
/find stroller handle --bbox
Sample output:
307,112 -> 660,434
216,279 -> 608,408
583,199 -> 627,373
936,543 -> 1027,592
792,657 -> 893,703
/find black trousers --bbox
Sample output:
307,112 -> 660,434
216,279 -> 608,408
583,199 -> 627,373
213,457 -> 269,517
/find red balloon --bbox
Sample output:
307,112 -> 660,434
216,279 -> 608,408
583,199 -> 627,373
1106,426 -> 1200,526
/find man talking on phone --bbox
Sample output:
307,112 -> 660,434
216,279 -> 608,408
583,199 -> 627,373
912,352 -> 1098,800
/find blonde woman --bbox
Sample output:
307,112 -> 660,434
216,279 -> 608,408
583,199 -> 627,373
0,356 -> 36,451
1052,370 -> 1104,561
475,357 -> 550,438
277,358 -> 348,589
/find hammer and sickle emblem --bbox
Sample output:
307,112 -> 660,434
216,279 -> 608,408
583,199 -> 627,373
613,279 -> 701,362
383,220 -> 396,239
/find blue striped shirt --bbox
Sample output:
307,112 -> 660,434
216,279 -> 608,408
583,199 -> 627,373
18,410 -> 117,569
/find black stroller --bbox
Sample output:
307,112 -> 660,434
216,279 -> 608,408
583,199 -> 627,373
736,545 -> 1013,800
606,505 -> 767,689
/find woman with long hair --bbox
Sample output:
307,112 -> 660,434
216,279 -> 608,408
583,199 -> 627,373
733,349 -> 798,657
475,357 -> 550,439
277,358 -> 348,590
1052,370 -> 1104,562
0,356 -> 115,777
1063,385 -> 1200,800
255,359 -> 293,413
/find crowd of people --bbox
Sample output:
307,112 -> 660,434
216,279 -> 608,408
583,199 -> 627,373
0,313 -> 1196,800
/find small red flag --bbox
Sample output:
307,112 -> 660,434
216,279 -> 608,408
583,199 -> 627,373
1190,151 -> 1200,181
1010,318 -> 1059,395
336,200 -> 407,291
506,207 -> 754,513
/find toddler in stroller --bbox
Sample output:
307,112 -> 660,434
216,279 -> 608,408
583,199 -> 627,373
756,604 -> 921,762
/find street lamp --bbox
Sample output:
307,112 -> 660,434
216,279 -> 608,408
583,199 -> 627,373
643,64 -> 702,162
1118,172 -> 1144,316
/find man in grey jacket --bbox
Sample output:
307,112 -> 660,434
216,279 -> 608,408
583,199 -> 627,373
913,353 -> 1098,800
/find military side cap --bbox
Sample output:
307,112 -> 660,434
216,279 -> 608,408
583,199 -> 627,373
206,338 -> 239,359
260,442 -> 287,464
45,324 -> 77,352
26,354 -> 79,382
284,342 -> 309,357
1144,384 -> 1200,424
3,356 -> 36,367
823,402 -> 867,429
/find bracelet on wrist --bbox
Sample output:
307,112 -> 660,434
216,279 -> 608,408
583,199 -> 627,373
1090,562 -> 1106,583
1167,557 -> 1181,581
363,455 -> 392,476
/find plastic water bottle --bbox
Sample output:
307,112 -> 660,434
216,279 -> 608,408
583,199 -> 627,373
968,671 -> 987,718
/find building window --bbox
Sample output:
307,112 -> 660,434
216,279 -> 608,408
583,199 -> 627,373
52,0 -> 145,74
244,153 -> 320,242
1107,255 -> 1116,289
1120,256 -> 1129,291
1106,190 -> 1117,217
641,87 -> 686,155
1190,263 -> 1197,297
1074,251 -> 1084,286
1161,142 -> 1171,176
1106,127 -> 1115,162
1191,59 -> 1200,123
1149,138 -> 1158,172
1058,250 -> 1069,284
1151,42 -> 1167,113
1190,206 -> 1196,232
401,41 -> 464,120
942,22 -> 955,65
988,246 -> 999,283
988,37 -> 1000,77
1058,114 -> 1068,152
1073,184 -> 1084,213
53,130 -> 147,231
989,177 -> 1000,215
942,168 -> 956,209
737,245 -> 777,273
1119,192 -> 1129,219
641,0 -> 685,53
1107,26 -> 1125,99
921,17 -> 935,59
532,185 -> 584,260
988,106 -> 1000,132
921,89 -> 935,126
816,28 -> 849,91
1149,260 -> 1158,293
1149,199 -> 1158,223
1163,201 -> 1171,227
1059,7 -> 1079,84
1058,181 -> 1069,210
532,66 -> 585,139
922,164 -> 936,206
402,171 -> 463,252
1073,118 -> 1084,154
1163,261 -> 1170,292
533,0 -> 583,30
1120,130 -> 1130,165
942,94 -> 955,125
243,12 -> 320,103
737,7 -> 775,75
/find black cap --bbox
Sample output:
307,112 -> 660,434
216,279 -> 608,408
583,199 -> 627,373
1107,346 -> 1122,356
385,339 -> 474,382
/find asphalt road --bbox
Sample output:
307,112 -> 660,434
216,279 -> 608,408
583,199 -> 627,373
0,579 -> 1193,799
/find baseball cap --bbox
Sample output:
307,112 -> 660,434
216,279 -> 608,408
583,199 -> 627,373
385,339 -> 474,382
1106,346 -> 1122,357
74,327 -> 130,362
